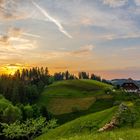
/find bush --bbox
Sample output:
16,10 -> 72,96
0,97 -> 22,123
104,88 -> 112,94
116,104 -> 138,128
3,105 -> 22,123
1,117 -> 58,140
23,105 -> 34,119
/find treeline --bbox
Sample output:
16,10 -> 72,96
0,67 -> 50,104
54,71 -> 110,84
53,70 -> 77,81
79,72 -> 110,84
0,68 -> 110,104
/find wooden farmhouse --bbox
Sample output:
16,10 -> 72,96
121,79 -> 140,93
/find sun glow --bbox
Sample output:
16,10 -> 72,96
2,64 -> 23,75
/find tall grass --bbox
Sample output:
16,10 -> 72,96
59,129 -> 140,140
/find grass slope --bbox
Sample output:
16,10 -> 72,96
37,80 -> 114,123
48,97 -> 96,115
40,80 -> 112,99
58,128 -> 140,140
36,107 -> 117,140
38,80 -> 113,113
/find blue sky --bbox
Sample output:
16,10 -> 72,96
0,0 -> 140,79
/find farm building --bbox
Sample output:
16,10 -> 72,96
121,79 -> 140,93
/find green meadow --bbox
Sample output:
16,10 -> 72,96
35,80 -> 140,140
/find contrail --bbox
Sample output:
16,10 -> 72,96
32,1 -> 72,39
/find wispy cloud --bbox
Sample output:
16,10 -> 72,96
0,0 -> 29,20
135,0 -> 140,6
36,44 -> 95,60
22,32 -> 41,38
13,42 -> 37,50
102,0 -> 128,7
32,1 -> 72,39
0,27 -> 38,51
122,46 -> 139,51
9,27 -> 41,38
8,27 -> 23,37
71,45 -> 95,56
95,32 -> 140,40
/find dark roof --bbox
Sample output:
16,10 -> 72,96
121,78 -> 140,89
121,82 -> 139,90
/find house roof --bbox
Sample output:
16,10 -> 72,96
121,79 -> 140,88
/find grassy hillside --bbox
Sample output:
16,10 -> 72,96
48,97 -> 96,115
57,128 -> 140,140
39,80 -> 112,99
35,80 -> 140,140
36,107 -> 117,140
37,80 -> 113,113
37,80 -> 114,123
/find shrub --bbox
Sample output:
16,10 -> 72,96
104,88 -> 112,94
1,117 -> 58,140
3,105 -> 22,123
116,104 -> 138,128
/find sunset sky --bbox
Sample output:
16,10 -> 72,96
0,0 -> 140,79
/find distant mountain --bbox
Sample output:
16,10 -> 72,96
111,79 -> 127,86
111,79 -> 140,87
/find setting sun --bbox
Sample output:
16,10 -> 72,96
2,64 -> 23,75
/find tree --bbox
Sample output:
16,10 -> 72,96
37,81 -> 45,92
69,74 -> 75,80
0,96 -> 12,122
3,105 -> 22,124
78,72 -> 89,79
23,105 -> 34,120
40,105 -> 50,121
0,67 -> 51,104
0,96 -> 22,124
91,74 -> 101,81
102,79 -> 111,85
1,117 -> 57,140
32,104 -> 41,118
14,70 -> 20,79
54,72 -> 64,81
65,71 -> 70,80
11,82 -> 20,104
